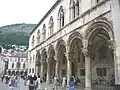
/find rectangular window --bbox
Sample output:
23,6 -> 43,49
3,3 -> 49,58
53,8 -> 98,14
96,68 -> 107,76
29,69 -> 31,73
32,68 -> 34,73
80,69 -> 85,76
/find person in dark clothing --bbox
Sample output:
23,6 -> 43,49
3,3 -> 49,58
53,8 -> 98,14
1,75 -> 5,82
29,76 -> 35,90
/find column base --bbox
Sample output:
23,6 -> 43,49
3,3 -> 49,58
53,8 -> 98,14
46,81 -> 50,84
84,87 -> 92,90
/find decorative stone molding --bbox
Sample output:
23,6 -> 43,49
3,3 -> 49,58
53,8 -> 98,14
107,40 -> 115,50
65,52 -> 74,62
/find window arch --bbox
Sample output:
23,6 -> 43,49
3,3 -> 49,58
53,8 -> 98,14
42,24 -> 46,41
70,0 -> 79,20
70,0 -> 75,20
37,29 -> 40,44
58,6 -> 64,29
32,35 -> 35,47
75,0 -> 79,16
49,16 -> 54,36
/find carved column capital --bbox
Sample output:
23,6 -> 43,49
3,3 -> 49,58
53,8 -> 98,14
47,57 -> 53,63
40,60 -> 45,65
65,52 -> 74,62
81,47 -> 89,57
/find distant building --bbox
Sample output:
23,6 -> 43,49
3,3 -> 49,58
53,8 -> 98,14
0,54 -> 6,75
6,52 -> 28,75
28,0 -> 120,89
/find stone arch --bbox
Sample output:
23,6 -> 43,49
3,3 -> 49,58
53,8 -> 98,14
56,39 -> 67,79
47,44 -> 56,83
85,17 -> 114,42
48,44 -> 55,57
68,32 -> 84,78
36,50 -> 41,74
67,32 -> 83,46
56,39 -> 66,54
85,18 -> 115,82
41,48 -> 47,60
41,48 -> 47,80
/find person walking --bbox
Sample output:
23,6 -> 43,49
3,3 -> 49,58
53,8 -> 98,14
69,77 -> 75,90
62,76 -> 67,88
29,76 -> 35,90
8,76 -> 15,90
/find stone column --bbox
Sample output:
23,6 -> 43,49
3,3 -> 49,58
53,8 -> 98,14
40,61 -> 44,78
46,57 -> 51,84
54,56 -> 59,77
82,40 -> 92,90
65,53 -> 72,84
111,0 -> 120,85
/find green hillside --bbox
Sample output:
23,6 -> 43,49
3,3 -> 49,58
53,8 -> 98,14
0,23 -> 36,46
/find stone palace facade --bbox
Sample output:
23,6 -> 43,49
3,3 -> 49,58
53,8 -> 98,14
28,0 -> 120,90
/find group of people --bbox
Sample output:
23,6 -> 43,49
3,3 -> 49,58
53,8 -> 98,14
1,73 -> 80,90
1,74 -> 18,90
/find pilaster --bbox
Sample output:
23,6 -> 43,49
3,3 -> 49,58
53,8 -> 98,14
82,40 -> 92,90
111,0 -> 120,85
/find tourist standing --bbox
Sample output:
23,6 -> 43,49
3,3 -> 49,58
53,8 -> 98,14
8,76 -> 15,90
62,76 -> 67,88
69,77 -> 75,90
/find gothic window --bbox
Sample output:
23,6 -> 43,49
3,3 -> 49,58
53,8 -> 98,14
37,29 -> 40,44
96,68 -> 107,76
32,35 -> 35,47
49,16 -> 54,36
12,63 -> 14,68
70,0 -> 75,20
42,24 -> 46,41
96,0 -> 100,4
58,6 -> 64,29
76,0 -> 79,16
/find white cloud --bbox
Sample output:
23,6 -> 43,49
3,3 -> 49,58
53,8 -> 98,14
0,0 -> 57,26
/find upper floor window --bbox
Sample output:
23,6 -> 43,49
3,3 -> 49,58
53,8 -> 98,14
70,0 -> 79,20
76,0 -> 79,16
32,35 -> 35,47
42,24 -> 46,41
49,16 -> 54,36
12,63 -> 14,68
37,29 -> 40,44
58,6 -> 64,29
70,0 -> 75,19
96,0 -> 101,4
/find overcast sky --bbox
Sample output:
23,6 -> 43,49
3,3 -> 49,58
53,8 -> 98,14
0,0 -> 57,27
